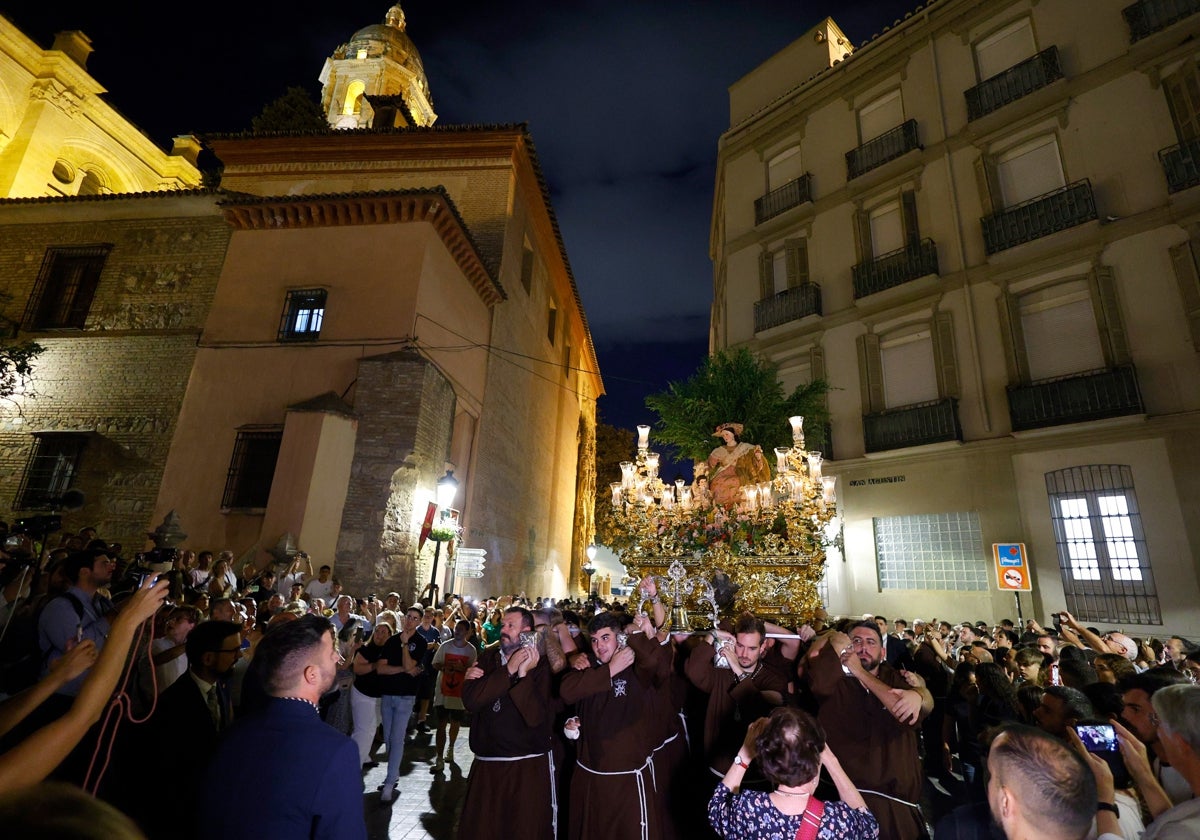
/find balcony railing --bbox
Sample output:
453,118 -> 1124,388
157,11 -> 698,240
965,46 -> 1064,121
852,238 -> 939,298
1160,137 -> 1200,193
981,180 -> 1098,255
755,174 -> 813,225
846,119 -> 921,180
1007,366 -> 1144,431
864,398 -> 962,453
754,283 -> 822,333
1123,0 -> 1200,41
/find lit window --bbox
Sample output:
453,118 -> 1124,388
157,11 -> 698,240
873,512 -> 988,591
356,48 -> 368,60
1047,465 -> 1159,624
278,289 -> 327,342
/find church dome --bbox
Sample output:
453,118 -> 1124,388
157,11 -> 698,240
334,4 -> 432,101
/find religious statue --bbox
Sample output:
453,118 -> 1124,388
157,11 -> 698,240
706,422 -> 771,509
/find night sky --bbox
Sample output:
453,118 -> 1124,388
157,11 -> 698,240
12,0 -> 918,435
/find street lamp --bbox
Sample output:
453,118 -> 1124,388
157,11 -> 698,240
583,543 -> 598,598
427,468 -> 459,606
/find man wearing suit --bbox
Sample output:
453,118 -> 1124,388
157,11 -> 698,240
198,614 -> 367,840
875,615 -> 914,671
130,619 -> 242,839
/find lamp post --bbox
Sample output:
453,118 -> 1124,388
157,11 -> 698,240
583,543 -> 598,600
427,468 -> 458,606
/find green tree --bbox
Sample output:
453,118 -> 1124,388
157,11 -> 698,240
0,340 -> 44,403
593,421 -> 634,549
644,346 -> 830,464
250,86 -> 328,133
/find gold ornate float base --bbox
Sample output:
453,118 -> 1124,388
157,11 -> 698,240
624,547 -> 826,628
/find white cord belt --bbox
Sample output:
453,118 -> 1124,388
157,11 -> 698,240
577,756 -> 655,840
473,750 -> 558,836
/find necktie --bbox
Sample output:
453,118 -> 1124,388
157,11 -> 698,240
206,685 -> 221,730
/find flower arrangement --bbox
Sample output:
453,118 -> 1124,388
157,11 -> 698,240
429,524 -> 458,543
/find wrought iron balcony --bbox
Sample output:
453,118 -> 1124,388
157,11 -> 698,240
1160,137 -> 1200,193
1123,0 -> 1200,41
1007,366 -> 1143,431
852,238 -> 939,298
864,398 -> 962,453
846,119 -> 921,180
755,174 -> 813,225
965,46 -> 1064,121
753,283 -> 821,333
981,180 -> 1097,255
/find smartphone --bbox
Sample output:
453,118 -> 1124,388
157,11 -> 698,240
1074,723 -> 1130,789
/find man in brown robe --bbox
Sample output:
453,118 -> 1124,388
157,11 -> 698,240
685,612 -> 788,777
560,610 -> 670,840
806,619 -> 933,840
458,606 -> 556,840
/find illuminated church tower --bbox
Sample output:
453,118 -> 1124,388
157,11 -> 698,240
318,3 -> 437,129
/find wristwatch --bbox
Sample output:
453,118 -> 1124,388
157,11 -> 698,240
733,754 -> 751,769
1097,802 -> 1119,817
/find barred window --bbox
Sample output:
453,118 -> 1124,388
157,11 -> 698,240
221,427 -> 283,510
14,433 -> 87,510
23,245 -> 111,330
1046,465 -> 1160,624
873,512 -> 988,591
278,289 -> 326,342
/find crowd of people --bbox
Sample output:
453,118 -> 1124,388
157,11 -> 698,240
0,524 -> 1198,840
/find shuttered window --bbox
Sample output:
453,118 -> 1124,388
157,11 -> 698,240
881,330 -> 939,409
1019,280 -> 1106,381
869,201 -> 905,257
996,135 -> 1065,207
1163,64 -> 1200,143
767,146 -> 804,191
859,90 -> 904,144
975,18 -> 1036,81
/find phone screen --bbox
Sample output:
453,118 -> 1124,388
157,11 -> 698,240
1075,724 -> 1130,788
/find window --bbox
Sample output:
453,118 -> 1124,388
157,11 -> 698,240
873,512 -> 988,591
23,245 -> 110,331
1017,280 -> 1105,380
76,169 -> 106,197
758,239 -> 809,298
1162,63 -> 1200,142
855,191 -> 919,261
13,433 -> 87,511
278,289 -> 326,342
1047,465 -> 1160,624
563,343 -> 572,379
995,135 -> 1065,207
1168,239 -> 1200,351
975,18 -> 1036,81
547,299 -> 558,346
767,145 -> 804,191
520,238 -> 534,294
858,90 -> 903,144
222,427 -> 283,510
858,312 -> 958,412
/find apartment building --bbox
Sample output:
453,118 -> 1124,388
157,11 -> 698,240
711,0 -> 1200,630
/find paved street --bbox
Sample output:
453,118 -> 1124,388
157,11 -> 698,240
362,727 -> 475,840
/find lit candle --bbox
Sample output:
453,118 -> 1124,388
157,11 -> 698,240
620,461 -> 635,490
645,452 -> 660,478
661,491 -> 674,510
774,446 -> 791,474
758,482 -> 773,510
610,482 -> 622,507
788,415 -> 805,445
743,486 -> 758,512
637,425 -> 651,451
681,487 -> 692,509
822,476 -> 837,505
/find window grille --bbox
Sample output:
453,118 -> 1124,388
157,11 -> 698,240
14,433 -> 88,510
1046,465 -> 1160,624
278,289 -> 326,341
23,245 -> 111,330
221,427 -> 283,509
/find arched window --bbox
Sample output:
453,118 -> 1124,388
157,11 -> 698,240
76,169 -> 107,196
342,80 -> 366,116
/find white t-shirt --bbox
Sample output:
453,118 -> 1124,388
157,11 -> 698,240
305,578 -> 334,601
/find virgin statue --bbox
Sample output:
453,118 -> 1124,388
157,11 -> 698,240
706,422 -> 771,508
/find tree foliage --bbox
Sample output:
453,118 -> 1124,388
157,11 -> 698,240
251,86 -> 328,133
0,340 -> 45,402
644,346 -> 830,464
593,421 -> 634,549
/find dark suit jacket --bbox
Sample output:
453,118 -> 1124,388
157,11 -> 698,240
884,634 -> 915,671
199,696 -> 366,840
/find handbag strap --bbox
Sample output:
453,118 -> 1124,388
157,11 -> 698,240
794,797 -> 825,840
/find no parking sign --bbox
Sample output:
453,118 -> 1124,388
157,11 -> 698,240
993,543 -> 1032,592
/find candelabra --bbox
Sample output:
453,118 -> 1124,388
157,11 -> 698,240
608,417 -> 836,624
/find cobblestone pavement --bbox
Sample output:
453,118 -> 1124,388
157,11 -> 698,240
362,726 -> 474,840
